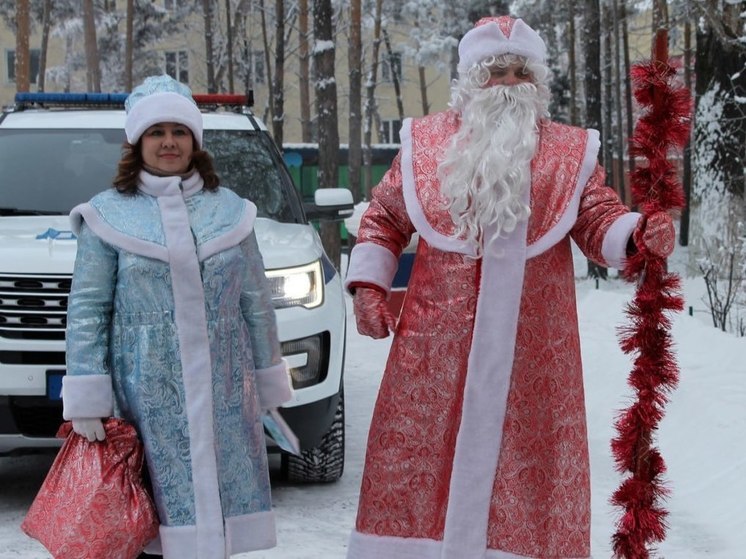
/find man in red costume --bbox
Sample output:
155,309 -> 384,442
344,15 -> 676,559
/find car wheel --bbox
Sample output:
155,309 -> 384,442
281,390 -> 344,483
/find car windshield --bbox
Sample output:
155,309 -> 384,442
0,128 -> 299,222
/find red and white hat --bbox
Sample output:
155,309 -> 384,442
457,16 -> 547,72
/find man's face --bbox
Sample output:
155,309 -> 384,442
485,62 -> 533,88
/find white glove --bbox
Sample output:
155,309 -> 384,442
71,418 -> 106,442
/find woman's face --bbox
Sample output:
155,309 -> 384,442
140,122 -> 195,175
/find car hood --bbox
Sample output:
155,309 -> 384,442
0,216 -> 78,274
0,216 -> 323,275
254,218 -> 324,270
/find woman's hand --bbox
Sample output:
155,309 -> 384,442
71,418 -> 106,442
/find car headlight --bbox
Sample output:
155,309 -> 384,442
265,260 -> 324,309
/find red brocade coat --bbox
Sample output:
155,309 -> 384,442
344,111 -> 641,559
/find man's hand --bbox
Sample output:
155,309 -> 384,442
353,287 -> 397,339
633,211 -> 676,259
71,418 -> 106,442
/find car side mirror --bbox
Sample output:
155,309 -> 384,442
305,188 -> 354,221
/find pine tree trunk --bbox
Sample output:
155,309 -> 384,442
37,0 -> 51,92
584,0 -> 608,279
362,0 -> 383,199
680,18 -> 693,247
567,0 -> 577,125
272,0 -> 285,145
619,0 -> 634,182
382,27 -> 404,122
259,0 -> 273,124
418,66 -> 430,115
124,0 -> 134,90
202,0 -> 216,92
15,0 -> 30,93
348,0 -> 363,202
298,0 -> 312,142
611,0 -> 627,205
602,4 -> 613,180
225,0 -> 235,92
313,0 -> 341,270
83,0 -> 101,92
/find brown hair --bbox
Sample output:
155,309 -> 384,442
112,139 -> 220,194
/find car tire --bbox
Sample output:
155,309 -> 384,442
281,390 -> 345,483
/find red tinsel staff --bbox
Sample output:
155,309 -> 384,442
611,29 -> 692,558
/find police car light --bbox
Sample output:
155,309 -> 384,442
14,92 -> 129,109
13,91 -> 254,111
193,93 -> 252,107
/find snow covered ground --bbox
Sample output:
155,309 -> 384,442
1,246 -> 744,558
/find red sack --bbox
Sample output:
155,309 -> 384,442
22,418 -> 159,559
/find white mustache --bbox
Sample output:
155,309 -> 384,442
438,84 -> 545,255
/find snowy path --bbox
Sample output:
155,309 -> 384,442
1,273 -> 744,558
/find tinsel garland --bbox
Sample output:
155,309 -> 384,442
611,30 -> 692,559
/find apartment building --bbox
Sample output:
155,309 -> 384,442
0,1 -> 453,145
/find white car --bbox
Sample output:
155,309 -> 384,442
0,92 -> 352,482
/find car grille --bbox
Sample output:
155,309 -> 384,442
0,274 -> 71,340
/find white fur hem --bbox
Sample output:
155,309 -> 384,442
346,530 -> 590,559
61,374 -> 113,420
145,510 -> 277,558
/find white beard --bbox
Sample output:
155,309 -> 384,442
438,82 -> 547,252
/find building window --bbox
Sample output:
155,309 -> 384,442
252,51 -> 266,85
165,50 -> 189,83
6,49 -> 41,84
380,119 -> 402,144
381,52 -> 402,82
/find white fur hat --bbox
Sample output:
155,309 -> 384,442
124,75 -> 203,147
458,16 -> 547,72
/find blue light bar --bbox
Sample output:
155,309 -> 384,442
14,91 -> 254,110
15,92 -> 129,108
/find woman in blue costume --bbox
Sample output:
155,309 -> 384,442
62,75 -> 292,558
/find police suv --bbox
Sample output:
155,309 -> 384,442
0,92 -> 352,483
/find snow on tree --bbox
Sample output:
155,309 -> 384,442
398,1 -> 463,72
688,0 -> 746,334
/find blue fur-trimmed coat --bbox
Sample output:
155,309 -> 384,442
62,170 -> 292,559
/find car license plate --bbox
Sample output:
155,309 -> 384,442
46,370 -> 65,401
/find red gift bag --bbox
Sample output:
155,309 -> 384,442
22,418 -> 159,559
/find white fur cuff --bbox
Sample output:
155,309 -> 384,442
61,374 -> 114,420
344,242 -> 400,296
602,212 -> 641,270
255,360 -> 293,409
